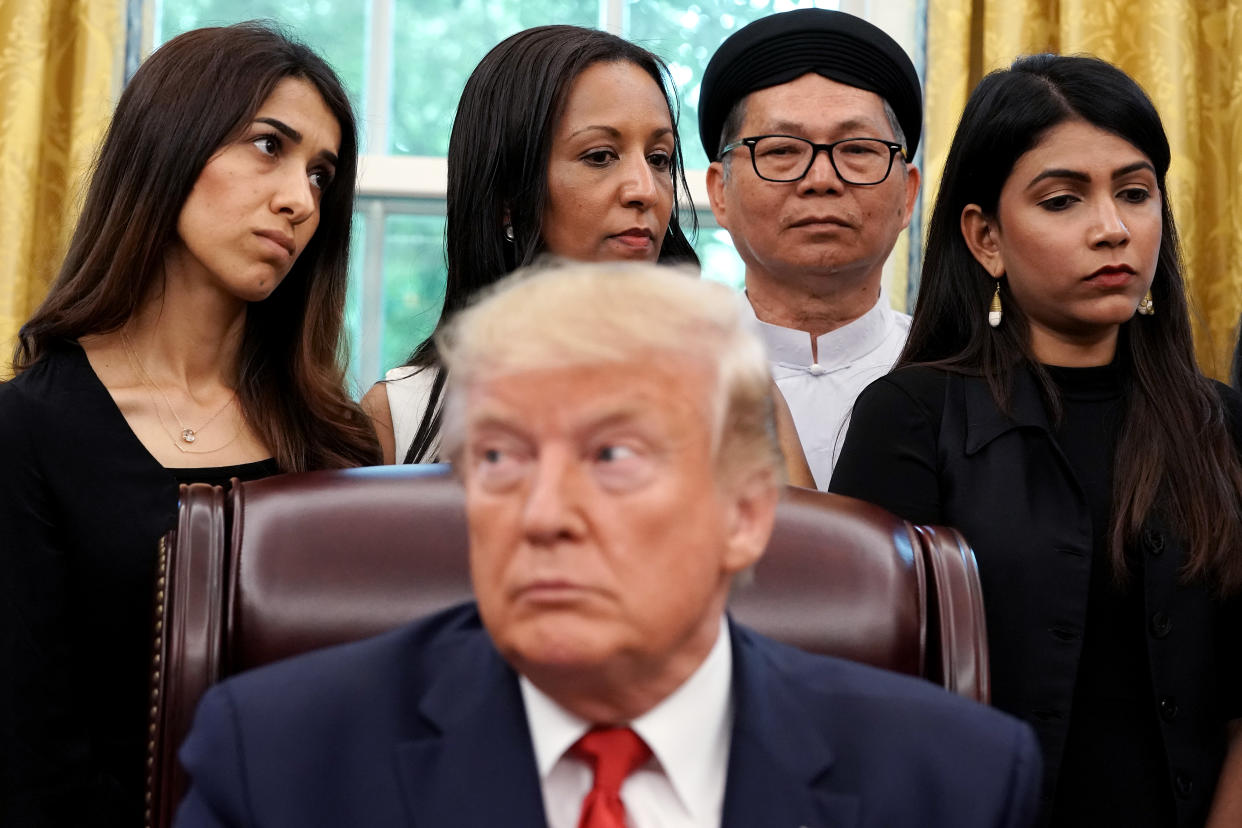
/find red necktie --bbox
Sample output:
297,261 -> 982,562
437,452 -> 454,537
570,726 -> 652,828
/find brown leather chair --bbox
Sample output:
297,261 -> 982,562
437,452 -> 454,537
145,464 -> 989,828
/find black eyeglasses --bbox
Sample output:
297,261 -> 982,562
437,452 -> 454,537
719,135 -> 907,185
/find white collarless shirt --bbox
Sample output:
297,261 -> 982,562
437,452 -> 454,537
520,617 -> 734,828
741,289 -> 910,490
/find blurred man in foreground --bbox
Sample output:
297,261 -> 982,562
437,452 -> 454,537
176,263 -> 1039,827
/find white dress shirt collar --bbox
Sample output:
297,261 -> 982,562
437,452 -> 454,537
520,615 -> 734,827
743,287 -> 896,372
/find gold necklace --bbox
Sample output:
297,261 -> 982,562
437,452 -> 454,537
120,330 -> 241,453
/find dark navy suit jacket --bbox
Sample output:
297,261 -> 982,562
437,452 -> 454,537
176,603 -> 1042,827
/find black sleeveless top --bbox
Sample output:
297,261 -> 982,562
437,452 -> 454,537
1,340 -> 279,826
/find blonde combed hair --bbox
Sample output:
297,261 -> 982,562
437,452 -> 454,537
437,261 -> 782,484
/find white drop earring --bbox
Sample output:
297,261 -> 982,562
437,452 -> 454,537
1137,290 -> 1154,316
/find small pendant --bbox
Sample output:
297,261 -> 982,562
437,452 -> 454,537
181,429 -> 197,444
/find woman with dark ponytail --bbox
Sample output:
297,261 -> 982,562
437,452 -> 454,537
831,54 -> 1242,826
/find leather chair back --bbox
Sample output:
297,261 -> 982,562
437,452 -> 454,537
146,464 -> 988,827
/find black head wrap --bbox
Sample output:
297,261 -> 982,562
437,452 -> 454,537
698,9 -> 922,160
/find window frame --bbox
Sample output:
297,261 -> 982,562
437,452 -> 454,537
134,0 -> 923,392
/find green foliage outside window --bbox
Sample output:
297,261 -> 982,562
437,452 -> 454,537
388,0 -> 600,156
376,210 -> 448,374
157,0 -> 368,116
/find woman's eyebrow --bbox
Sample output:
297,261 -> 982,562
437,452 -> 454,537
1111,160 -> 1156,179
567,125 -> 674,141
254,116 -> 338,166
256,116 -> 302,142
1026,168 -> 1089,188
569,124 -> 623,139
1027,160 -> 1156,189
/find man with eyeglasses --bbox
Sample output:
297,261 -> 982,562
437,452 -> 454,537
700,9 -> 922,489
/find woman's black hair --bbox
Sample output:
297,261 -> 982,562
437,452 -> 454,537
906,53 -> 1242,593
400,25 -> 699,463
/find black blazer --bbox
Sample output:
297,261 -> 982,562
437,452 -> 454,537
175,603 -> 1042,827
831,364 -> 1242,827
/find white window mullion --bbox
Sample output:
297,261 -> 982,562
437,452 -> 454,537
127,0 -> 156,79
364,0 -> 394,155
600,0 -> 627,35
353,0 -> 396,388
356,200 -> 388,388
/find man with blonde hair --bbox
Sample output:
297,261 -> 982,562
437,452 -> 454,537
176,263 -> 1040,828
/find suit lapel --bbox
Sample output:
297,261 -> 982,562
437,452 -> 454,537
722,622 -> 859,828
393,627 -> 547,828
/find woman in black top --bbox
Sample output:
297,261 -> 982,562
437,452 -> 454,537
831,55 -> 1242,827
1,24 -> 379,826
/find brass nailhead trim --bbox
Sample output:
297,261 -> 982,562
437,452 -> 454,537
145,537 -> 170,828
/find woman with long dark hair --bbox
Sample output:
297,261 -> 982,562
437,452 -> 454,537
362,25 -> 813,485
0,23 -> 379,825
831,55 -> 1242,827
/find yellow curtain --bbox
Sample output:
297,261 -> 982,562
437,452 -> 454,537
926,0 -> 1242,379
0,0 -> 124,375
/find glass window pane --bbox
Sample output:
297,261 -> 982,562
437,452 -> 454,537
380,211 -> 447,375
344,211 -> 367,395
153,0 -> 875,385
625,0 -> 841,170
695,217 -> 746,292
362,203 -> 742,383
388,0 -> 599,156
154,2 -> 368,118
